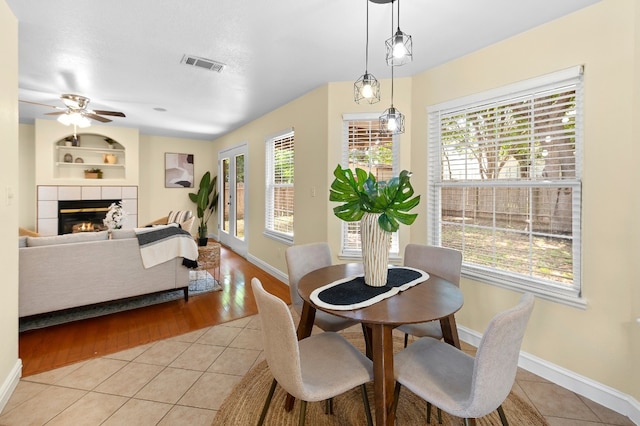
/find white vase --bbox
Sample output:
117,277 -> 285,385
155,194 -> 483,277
360,212 -> 391,287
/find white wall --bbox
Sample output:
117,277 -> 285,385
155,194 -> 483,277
0,0 -> 21,412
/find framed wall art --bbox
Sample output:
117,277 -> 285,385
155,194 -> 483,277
165,153 -> 194,188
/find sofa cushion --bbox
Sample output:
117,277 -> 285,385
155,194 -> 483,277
19,236 -> 27,248
111,228 -> 137,239
167,210 -> 192,224
26,231 -> 109,247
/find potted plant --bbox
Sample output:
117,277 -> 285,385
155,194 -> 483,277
329,164 -> 420,286
84,168 -> 103,179
188,171 -> 219,246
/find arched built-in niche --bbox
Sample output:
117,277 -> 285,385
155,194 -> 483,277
54,132 -> 126,180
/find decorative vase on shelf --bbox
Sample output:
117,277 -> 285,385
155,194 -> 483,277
360,212 -> 391,287
103,153 -> 117,164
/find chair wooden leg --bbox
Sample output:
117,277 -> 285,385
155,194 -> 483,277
427,402 -> 443,424
392,382 -> 402,419
324,398 -> 334,415
361,384 -> 373,426
497,405 -> 509,426
298,400 -> 307,426
403,333 -> 409,348
463,418 -> 477,426
258,379 -> 277,426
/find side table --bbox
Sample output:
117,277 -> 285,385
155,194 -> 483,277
196,242 -> 221,283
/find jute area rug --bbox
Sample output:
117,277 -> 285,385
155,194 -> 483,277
214,332 -> 548,425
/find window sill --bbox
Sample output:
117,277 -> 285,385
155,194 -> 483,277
263,230 -> 293,245
462,269 -> 587,310
338,252 -> 403,266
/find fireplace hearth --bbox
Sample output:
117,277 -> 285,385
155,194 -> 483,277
58,199 -> 120,235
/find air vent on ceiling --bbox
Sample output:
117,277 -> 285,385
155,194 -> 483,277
181,55 -> 225,73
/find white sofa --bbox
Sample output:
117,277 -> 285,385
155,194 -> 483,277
18,229 -> 191,318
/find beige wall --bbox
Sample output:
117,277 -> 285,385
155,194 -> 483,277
409,0 -> 639,401
8,0 -> 639,416
213,85 -> 332,272
17,129 -> 216,236
210,0 -> 639,409
138,134 -> 216,232
631,0 -> 640,398
0,0 -> 20,410
18,124 -> 35,230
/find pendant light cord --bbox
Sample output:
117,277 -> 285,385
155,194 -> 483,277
365,0 -> 370,72
390,1 -> 395,105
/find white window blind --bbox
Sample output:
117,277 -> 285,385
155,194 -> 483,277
427,67 -> 583,306
340,114 -> 399,257
265,129 -> 294,243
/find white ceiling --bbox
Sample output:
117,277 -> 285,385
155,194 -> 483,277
8,0 -> 600,141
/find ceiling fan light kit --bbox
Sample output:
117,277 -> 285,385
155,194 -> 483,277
19,93 -> 126,128
353,0 -> 410,135
57,112 -> 91,128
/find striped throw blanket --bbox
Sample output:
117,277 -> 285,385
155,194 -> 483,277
134,223 -> 198,269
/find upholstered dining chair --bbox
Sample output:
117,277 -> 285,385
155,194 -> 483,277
251,278 -> 374,426
285,242 -> 358,332
393,293 -> 535,426
397,243 -> 463,347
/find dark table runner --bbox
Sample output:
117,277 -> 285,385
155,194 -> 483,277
310,266 -> 429,311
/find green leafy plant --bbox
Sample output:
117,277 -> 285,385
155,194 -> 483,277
188,171 -> 219,240
329,164 -> 420,232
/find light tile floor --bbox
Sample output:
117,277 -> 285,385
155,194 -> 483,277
1,313 -> 635,426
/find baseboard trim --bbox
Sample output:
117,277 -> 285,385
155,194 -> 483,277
0,359 -> 22,414
458,326 -> 640,424
246,254 -> 288,284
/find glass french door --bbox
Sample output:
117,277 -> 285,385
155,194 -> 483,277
218,144 -> 247,256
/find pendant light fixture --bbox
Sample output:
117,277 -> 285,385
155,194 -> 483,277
379,62 -> 405,134
385,0 -> 412,66
354,0 -> 380,104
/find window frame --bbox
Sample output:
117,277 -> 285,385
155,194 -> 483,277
339,113 -> 400,259
427,66 -> 585,308
264,128 -> 295,244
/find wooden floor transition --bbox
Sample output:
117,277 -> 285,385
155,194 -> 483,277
18,243 -> 290,377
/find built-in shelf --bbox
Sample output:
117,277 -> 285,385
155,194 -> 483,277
56,146 -> 125,154
54,134 -> 126,180
55,162 -> 125,168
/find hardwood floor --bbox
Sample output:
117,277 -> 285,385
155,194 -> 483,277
18,243 -> 290,377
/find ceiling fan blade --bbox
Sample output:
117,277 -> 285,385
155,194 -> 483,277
19,99 -> 64,110
92,110 -> 126,117
84,112 -> 112,123
44,111 -> 66,116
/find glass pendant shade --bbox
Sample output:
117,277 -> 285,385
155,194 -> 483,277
354,72 -> 381,104
57,112 -> 91,128
379,105 -> 405,135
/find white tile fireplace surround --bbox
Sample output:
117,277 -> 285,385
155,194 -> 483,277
37,185 -> 138,236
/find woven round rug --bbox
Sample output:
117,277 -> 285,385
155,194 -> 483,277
214,332 -> 548,425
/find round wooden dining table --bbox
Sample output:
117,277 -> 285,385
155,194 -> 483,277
296,263 -> 464,426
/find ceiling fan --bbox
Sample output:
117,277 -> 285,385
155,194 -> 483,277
20,93 -> 126,124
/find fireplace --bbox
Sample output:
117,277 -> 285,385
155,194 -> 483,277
58,199 -> 121,235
